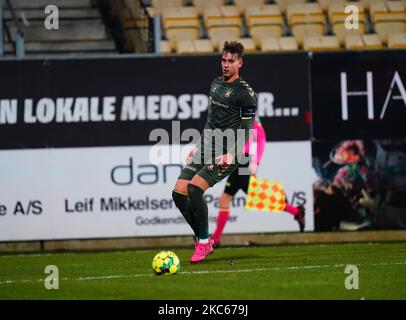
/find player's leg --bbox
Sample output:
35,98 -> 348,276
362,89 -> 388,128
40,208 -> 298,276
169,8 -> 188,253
189,164 -> 237,264
285,201 -> 306,232
211,193 -> 233,247
188,175 -> 210,241
187,174 -> 212,264
172,166 -> 200,237
212,169 -> 241,247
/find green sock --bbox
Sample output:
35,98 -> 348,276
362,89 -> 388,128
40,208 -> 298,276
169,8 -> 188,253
187,184 -> 209,240
172,190 -> 199,237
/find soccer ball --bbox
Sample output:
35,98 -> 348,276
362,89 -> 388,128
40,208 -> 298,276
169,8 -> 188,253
152,251 -> 181,275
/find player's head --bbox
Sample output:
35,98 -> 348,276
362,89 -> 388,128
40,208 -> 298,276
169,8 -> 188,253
221,41 -> 244,81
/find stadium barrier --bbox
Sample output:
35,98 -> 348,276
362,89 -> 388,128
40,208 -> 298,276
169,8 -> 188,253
0,50 -> 405,243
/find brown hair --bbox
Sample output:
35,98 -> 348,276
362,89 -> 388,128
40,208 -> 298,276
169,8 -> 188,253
222,41 -> 244,59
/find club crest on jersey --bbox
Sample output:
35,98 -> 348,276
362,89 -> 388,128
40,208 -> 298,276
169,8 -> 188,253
225,89 -> 232,98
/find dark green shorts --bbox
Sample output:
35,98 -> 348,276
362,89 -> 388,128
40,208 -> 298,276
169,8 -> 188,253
178,162 -> 238,187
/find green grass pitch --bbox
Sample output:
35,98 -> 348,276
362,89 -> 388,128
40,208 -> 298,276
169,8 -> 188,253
0,242 -> 405,300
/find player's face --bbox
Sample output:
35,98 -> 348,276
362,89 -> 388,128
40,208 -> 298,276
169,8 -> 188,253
221,52 -> 242,80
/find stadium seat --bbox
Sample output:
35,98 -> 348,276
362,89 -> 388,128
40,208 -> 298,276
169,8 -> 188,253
234,0 -> 266,16
260,36 -> 298,51
245,4 -> 284,47
162,7 -> 200,50
204,6 -> 243,49
192,0 -> 224,16
204,5 -> 241,28
303,35 -> 341,51
279,36 -> 299,50
176,39 -> 215,54
4,0 -> 117,55
176,40 -> 196,54
387,32 -> 406,48
160,40 -> 172,54
162,7 -> 200,29
213,37 -> 255,53
370,0 -> 406,43
344,34 -> 384,50
328,2 -> 367,45
260,37 -> 280,51
150,0 -> 184,15
275,0 -> 307,14
194,39 -> 215,53
359,0 -> 380,10
317,0 -> 345,12
286,3 -> 326,46
208,28 -> 241,50
236,37 -> 257,52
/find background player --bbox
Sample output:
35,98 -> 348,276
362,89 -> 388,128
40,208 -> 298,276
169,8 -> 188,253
211,115 -> 306,247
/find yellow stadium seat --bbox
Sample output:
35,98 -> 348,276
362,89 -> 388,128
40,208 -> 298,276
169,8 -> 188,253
286,3 -> 326,46
176,39 -> 215,54
162,7 -> 200,50
208,27 -> 241,50
345,34 -> 384,50
166,28 -> 200,50
204,6 -> 242,49
279,36 -> 299,50
160,40 -> 172,54
215,37 -> 256,53
246,4 -> 284,46
303,35 -> 341,51
234,0 -> 265,16
275,0 -> 307,14
203,5 -> 241,28
260,36 -> 298,51
370,0 -> 406,43
375,21 -> 406,43
260,37 -> 280,51
151,0 -> 184,15
286,2 -> 325,25
387,32 -> 406,48
195,39 -> 215,53
176,40 -> 195,54
192,0 -> 224,16
162,7 -> 200,29
250,25 -> 284,47
237,37 -> 257,52
359,0 -> 377,10
328,2 -> 367,44
370,0 -> 406,21
318,0 -> 345,12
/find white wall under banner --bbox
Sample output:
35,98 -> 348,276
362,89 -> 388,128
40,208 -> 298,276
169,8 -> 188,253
0,142 -> 314,241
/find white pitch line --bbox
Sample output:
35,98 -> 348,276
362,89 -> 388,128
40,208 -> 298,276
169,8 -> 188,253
0,242 -> 388,258
0,262 -> 405,286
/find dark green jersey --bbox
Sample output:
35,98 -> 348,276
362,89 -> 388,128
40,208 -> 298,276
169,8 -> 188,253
207,76 -> 257,131
196,76 -> 257,161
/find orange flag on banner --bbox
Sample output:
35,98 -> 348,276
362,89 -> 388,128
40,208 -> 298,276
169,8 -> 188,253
245,175 -> 286,212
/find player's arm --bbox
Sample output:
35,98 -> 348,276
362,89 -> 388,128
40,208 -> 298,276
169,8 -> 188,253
217,93 -> 257,167
251,120 -> 266,166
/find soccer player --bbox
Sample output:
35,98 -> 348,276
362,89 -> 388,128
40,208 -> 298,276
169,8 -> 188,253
172,41 -> 257,264
211,116 -> 306,247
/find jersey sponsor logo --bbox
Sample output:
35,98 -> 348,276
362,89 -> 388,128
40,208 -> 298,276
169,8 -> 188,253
209,96 -> 231,109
